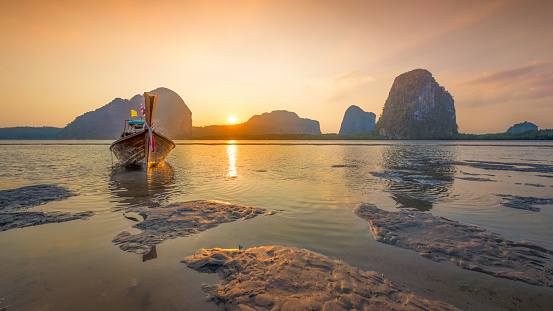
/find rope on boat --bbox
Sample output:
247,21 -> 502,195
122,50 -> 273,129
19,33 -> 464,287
145,124 -> 155,152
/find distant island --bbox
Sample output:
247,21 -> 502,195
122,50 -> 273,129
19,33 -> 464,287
192,110 -> 321,139
0,127 -> 61,140
190,133 -> 385,140
339,105 -> 376,135
187,131 -> 553,141
1,71 -> 552,141
506,121 -> 538,134
56,87 -> 192,140
445,130 -> 553,140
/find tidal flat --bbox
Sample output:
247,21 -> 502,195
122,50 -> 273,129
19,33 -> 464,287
0,140 -> 552,310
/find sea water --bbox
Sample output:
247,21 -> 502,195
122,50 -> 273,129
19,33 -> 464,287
0,140 -> 552,310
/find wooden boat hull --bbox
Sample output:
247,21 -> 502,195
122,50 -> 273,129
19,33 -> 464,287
110,130 -> 175,168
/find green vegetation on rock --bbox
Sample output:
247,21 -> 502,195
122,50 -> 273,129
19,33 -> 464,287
506,121 -> 538,134
190,133 -> 386,140
0,127 -> 61,139
445,130 -> 553,140
374,69 -> 458,139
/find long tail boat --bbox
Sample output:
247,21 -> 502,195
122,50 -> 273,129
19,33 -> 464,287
110,92 -> 175,168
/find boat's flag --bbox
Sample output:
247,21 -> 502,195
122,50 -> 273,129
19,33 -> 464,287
131,110 -> 138,117
140,104 -> 145,117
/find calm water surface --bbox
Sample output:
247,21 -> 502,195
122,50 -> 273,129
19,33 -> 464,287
1,140 -> 552,310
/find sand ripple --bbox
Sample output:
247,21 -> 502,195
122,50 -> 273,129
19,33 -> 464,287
183,246 -> 460,310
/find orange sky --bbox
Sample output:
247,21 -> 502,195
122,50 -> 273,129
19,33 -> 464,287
2,0 -> 552,134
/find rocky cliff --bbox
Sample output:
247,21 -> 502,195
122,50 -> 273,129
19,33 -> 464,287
152,87 -> 193,139
56,87 -> 192,139
338,105 -> 376,135
374,69 -> 457,139
506,121 -> 538,133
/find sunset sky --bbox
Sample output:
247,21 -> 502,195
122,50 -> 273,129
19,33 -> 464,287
2,0 -> 552,134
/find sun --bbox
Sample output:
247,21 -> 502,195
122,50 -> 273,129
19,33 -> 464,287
228,115 -> 237,124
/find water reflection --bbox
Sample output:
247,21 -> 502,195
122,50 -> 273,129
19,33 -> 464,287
333,146 -> 373,193
109,162 -> 176,208
376,145 -> 456,211
227,143 -> 238,179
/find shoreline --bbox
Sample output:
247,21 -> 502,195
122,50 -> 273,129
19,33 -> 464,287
2,128 -> 553,142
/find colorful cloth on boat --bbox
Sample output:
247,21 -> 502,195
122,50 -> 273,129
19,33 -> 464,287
145,124 -> 155,152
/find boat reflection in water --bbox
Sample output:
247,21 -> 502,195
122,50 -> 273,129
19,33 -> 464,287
109,161 -> 176,209
376,145 -> 456,211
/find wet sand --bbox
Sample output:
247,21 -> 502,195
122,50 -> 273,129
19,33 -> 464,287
0,211 -> 92,231
112,200 -> 265,255
0,184 -> 75,210
355,203 -> 553,287
183,246 -> 460,310
0,298 -> 10,311
448,160 -> 553,174
496,194 -> 553,212
0,184 -> 90,231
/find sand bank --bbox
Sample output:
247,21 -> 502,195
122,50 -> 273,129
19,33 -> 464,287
449,160 -> 553,174
0,211 -> 92,231
112,200 -> 265,255
0,184 -> 89,232
497,194 -> 553,212
183,246 -> 459,310
0,184 -> 75,210
456,176 -> 496,182
355,203 -> 553,287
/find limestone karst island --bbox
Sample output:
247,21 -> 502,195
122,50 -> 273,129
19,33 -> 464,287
2,69 -> 550,141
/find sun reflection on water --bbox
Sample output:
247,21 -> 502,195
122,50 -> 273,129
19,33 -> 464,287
227,143 -> 238,179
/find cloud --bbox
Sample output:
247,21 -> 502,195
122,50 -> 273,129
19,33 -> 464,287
332,70 -> 375,85
458,61 -> 553,107
324,70 -> 374,104
464,61 -> 550,86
